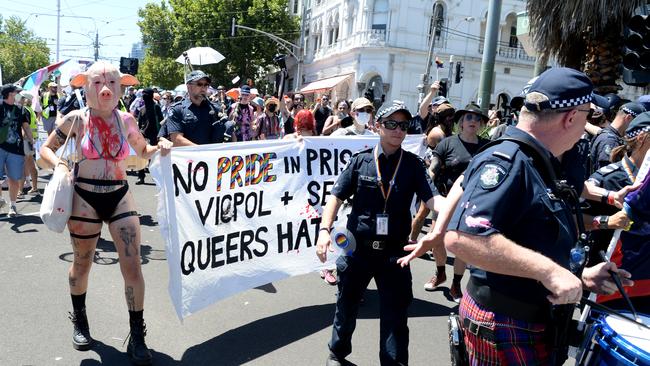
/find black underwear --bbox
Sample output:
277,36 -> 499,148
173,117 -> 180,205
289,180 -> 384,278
72,177 -> 136,223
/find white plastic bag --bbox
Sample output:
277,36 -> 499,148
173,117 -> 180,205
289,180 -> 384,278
39,116 -> 79,233
39,164 -> 74,232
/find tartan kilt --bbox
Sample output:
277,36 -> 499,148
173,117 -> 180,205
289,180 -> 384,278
458,293 -> 551,366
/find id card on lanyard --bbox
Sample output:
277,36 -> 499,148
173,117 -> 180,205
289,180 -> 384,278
373,145 -> 403,236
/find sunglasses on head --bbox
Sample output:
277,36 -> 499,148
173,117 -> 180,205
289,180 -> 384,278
382,120 -> 409,131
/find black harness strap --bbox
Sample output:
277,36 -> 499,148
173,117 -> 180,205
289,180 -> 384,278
69,232 -> 101,239
69,215 -> 102,224
109,211 -> 138,224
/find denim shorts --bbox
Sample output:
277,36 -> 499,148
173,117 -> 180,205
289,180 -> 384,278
0,148 -> 25,180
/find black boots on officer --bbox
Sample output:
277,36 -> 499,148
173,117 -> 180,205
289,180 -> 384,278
126,318 -> 153,365
69,307 -> 93,350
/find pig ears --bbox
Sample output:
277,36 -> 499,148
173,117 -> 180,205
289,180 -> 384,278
70,73 -> 87,88
121,73 -> 139,86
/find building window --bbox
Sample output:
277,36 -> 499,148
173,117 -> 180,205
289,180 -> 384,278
509,26 -> 518,48
429,3 -> 445,42
293,0 -> 299,14
504,67 -> 511,74
373,0 -> 388,30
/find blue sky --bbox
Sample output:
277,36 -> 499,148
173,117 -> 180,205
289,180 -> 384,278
1,0 -> 149,64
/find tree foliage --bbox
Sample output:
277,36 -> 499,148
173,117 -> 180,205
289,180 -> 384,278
137,0 -> 300,91
0,16 -> 50,84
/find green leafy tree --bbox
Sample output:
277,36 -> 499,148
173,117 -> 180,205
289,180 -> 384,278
0,16 -> 50,84
137,0 -> 299,92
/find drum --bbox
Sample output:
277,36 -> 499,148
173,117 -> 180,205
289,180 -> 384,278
577,312 -> 650,366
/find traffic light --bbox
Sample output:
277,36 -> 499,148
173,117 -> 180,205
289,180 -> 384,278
623,14 -> 650,86
439,78 -> 448,97
119,57 -> 139,75
454,62 -> 463,84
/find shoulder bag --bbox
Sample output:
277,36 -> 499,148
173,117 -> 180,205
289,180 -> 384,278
40,114 -> 81,233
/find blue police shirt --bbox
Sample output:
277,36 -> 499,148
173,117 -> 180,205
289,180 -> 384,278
586,159 -> 650,283
166,98 -> 221,145
331,144 -> 435,248
448,126 -> 577,308
590,126 -> 623,171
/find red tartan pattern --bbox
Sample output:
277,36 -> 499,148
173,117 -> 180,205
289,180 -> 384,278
459,293 -> 552,365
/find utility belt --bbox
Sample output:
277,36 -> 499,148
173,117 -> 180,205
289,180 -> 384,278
467,276 -> 550,323
358,239 -> 405,254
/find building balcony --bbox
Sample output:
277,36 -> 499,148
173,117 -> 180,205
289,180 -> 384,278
478,42 -> 536,63
306,29 -> 387,62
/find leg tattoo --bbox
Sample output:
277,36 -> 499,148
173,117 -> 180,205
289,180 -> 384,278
119,226 -> 138,257
125,286 -> 136,311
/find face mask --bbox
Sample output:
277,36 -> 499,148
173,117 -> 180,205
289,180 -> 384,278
338,112 -> 348,119
355,112 -> 370,126
268,104 -> 277,113
161,99 -> 169,106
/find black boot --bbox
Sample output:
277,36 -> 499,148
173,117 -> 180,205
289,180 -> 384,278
69,308 -> 93,351
127,319 -> 152,365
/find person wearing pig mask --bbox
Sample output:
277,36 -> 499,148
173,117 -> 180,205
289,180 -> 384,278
39,61 -> 172,365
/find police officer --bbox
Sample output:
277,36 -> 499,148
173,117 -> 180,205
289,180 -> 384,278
586,112 -> 650,313
165,70 -> 233,145
316,101 -> 440,366
444,68 -> 632,365
590,102 -> 645,172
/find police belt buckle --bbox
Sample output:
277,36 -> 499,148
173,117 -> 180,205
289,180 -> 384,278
371,240 -> 385,250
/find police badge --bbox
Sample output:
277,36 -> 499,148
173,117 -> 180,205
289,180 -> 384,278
479,163 -> 507,189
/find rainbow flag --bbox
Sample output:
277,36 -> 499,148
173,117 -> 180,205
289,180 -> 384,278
21,59 -> 70,115
435,57 -> 444,68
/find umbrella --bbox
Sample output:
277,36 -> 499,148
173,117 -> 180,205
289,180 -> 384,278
176,47 -> 225,66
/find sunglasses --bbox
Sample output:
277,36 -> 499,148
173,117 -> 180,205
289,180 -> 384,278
382,120 -> 409,131
355,108 -> 374,113
463,113 -> 483,122
192,82 -> 210,87
576,108 -> 595,120
293,97 -> 304,101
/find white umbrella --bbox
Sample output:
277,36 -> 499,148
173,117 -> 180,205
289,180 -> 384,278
176,47 -> 225,66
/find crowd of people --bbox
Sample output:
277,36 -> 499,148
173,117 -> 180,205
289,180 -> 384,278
2,62 -> 650,366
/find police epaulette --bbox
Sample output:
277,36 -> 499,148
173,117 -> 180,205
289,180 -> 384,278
598,163 -> 621,176
489,140 -> 520,162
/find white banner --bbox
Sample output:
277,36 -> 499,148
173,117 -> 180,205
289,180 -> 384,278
150,135 -> 427,319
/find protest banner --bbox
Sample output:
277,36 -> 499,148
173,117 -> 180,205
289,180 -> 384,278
150,135 -> 427,319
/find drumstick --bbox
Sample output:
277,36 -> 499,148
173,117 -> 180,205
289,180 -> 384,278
581,297 -> 648,329
598,250 -> 641,323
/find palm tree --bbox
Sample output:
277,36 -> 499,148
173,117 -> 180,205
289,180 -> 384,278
527,0 -> 646,94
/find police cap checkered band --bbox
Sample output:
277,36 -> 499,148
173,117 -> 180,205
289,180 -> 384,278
620,102 -> 646,118
625,111 -> 650,139
375,101 -> 412,121
522,67 -> 594,111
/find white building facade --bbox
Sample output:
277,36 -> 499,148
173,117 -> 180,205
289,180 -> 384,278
291,0 -> 537,112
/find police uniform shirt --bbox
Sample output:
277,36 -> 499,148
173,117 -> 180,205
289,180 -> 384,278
57,90 -> 82,116
432,134 -> 489,195
560,134 -> 591,196
590,125 -> 623,171
331,145 -> 435,247
448,126 -> 577,309
166,98 -> 220,145
585,159 -> 650,283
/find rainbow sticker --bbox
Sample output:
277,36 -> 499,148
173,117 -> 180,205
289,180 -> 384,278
331,228 -> 356,256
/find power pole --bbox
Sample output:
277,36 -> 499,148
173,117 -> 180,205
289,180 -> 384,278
477,0 -> 502,111
56,0 -> 61,61
418,21 -> 438,103
94,31 -> 99,61
296,2 -> 307,92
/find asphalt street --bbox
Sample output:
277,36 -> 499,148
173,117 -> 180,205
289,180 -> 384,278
1,170 -> 464,366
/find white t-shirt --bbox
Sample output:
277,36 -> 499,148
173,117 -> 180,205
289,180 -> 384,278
331,125 -> 376,136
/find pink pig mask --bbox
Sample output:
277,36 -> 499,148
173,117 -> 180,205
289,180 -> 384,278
70,61 -> 138,112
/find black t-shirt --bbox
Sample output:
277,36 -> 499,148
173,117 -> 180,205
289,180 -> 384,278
313,106 -> 332,135
0,102 -> 30,155
433,134 -> 489,195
